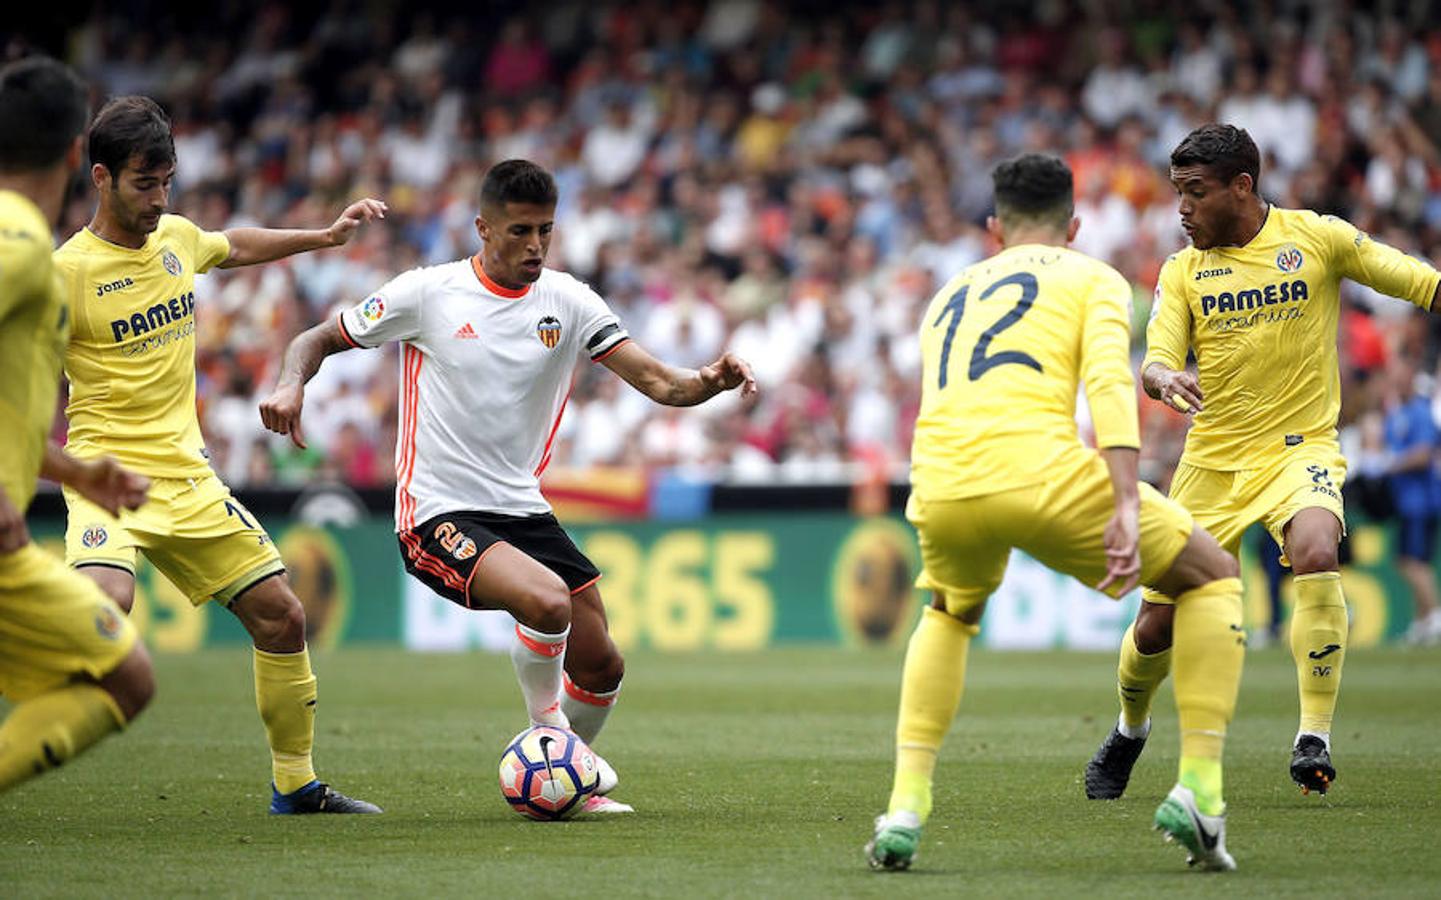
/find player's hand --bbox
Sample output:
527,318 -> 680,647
1097,502 -> 1141,596
71,457 -> 149,517
1154,368 -> 1203,414
259,382 -> 308,449
0,488 -> 29,553
699,353 -> 758,400
327,198 -> 388,247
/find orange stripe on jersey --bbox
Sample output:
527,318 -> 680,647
515,623 -> 566,657
471,254 -> 531,299
533,387 -> 572,477
336,311 -> 360,348
396,345 -> 423,529
563,673 -> 617,707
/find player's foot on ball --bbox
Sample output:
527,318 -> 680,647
1290,734 -> 1335,795
1153,784 -> 1235,872
531,703 -> 570,731
580,794 -> 634,814
595,753 -> 619,796
1085,723 -> 1147,799
865,811 -> 921,872
269,780 -> 382,815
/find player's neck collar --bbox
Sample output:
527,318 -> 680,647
1230,201 -> 1271,250
471,254 -> 532,299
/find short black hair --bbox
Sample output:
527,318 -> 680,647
89,95 -> 175,179
0,56 -> 89,173
992,153 -> 1073,228
1170,124 -> 1261,189
481,159 -> 558,212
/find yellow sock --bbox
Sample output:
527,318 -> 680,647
0,684 -> 125,793
1291,572 -> 1347,737
887,606 -> 977,823
254,646 -> 318,794
1172,577 -> 1244,817
1116,621 -> 1172,731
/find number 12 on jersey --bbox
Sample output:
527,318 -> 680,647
934,270 -> 1044,389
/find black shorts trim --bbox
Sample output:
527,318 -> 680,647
398,511 -> 601,608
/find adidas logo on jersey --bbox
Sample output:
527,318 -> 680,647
454,323 -> 478,339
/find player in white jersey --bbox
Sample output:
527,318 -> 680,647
261,160 -> 757,814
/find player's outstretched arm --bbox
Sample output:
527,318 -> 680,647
218,198 -> 387,268
600,341 -> 758,406
259,318 -> 356,448
39,444 -> 149,517
1096,446 -> 1142,596
1141,362 -> 1203,414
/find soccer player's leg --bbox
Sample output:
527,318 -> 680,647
1086,464 -> 1243,800
0,546 -> 154,794
1147,517 -> 1243,871
867,492 -> 1003,872
1264,449 -> 1348,794
147,476 -> 378,813
562,584 -> 630,812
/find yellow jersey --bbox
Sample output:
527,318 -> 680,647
1146,206 -> 1439,469
0,191 -> 65,514
911,243 -> 1140,501
54,215 -> 230,477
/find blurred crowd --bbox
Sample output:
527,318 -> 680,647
20,0 -> 1441,516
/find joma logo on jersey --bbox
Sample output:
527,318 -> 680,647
1200,280 -> 1308,316
536,316 -> 562,349
1194,266 -> 1233,280
95,277 -> 135,297
109,291 -> 196,342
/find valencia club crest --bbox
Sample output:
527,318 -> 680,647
537,316 -> 562,349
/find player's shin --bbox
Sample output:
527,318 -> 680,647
254,647 -> 318,795
1171,578 -> 1244,816
1291,572 -> 1347,741
0,684 -> 125,792
511,623 -> 570,728
887,606 -> 977,824
561,674 -> 619,745
1116,619 -> 1172,736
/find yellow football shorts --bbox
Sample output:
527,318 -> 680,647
1141,441 -> 1347,604
0,543 -> 137,701
64,471 -> 284,606
908,450 -> 1194,617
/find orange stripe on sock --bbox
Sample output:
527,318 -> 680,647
515,624 -> 566,658
563,674 -> 617,707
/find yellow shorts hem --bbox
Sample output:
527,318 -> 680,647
209,559 -> 287,607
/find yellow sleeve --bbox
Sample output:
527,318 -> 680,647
1323,215 -> 1440,309
0,231 -> 46,320
1143,256 -> 1190,372
1082,267 -> 1141,449
169,215 -> 231,273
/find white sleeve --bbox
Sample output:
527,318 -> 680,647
570,277 -> 630,361
338,269 -> 425,348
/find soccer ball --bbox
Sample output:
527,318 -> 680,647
498,725 -> 599,820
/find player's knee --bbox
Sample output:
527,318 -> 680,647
519,578 -> 571,634
1133,602 -> 1175,653
1202,549 -> 1240,582
241,592 -> 307,651
1287,541 -> 1338,575
102,644 -> 156,721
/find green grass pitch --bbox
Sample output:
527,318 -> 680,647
3,645 -> 1439,898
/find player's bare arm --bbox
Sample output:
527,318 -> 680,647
1096,446 -> 1142,595
1142,361 -> 1203,413
259,317 -> 355,448
218,198 -> 387,268
600,341 -> 758,406
39,443 -> 149,517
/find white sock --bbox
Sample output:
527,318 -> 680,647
560,675 -> 620,744
1117,712 -> 1151,740
511,622 -> 569,728
1296,730 -> 1331,751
